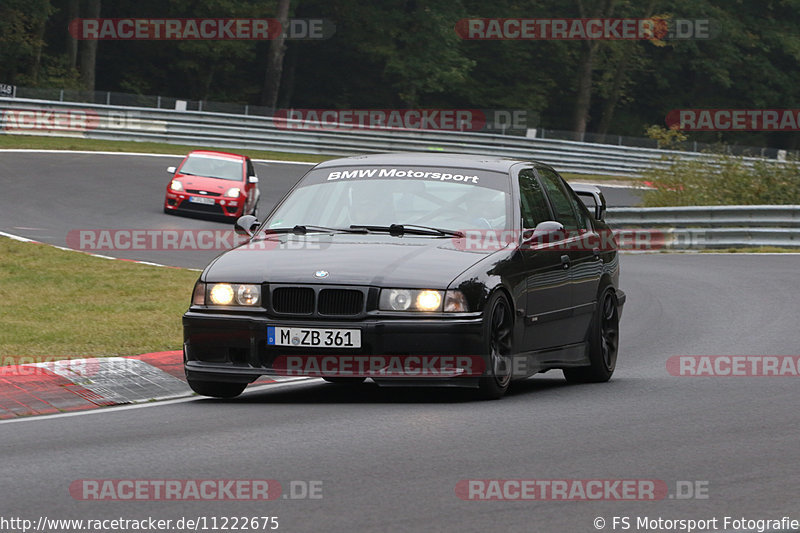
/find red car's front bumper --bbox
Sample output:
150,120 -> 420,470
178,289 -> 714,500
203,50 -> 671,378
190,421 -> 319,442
164,191 -> 244,218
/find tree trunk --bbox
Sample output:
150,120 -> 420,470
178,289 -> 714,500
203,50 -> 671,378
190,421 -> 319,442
571,0 -> 616,140
571,41 -> 598,141
596,0 -> 656,140
278,44 -> 297,108
29,13 -> 48,84
596,50 -> 631,140
67,0 -> 80,70
260,0 -> 291,109
79,0 -> 101,91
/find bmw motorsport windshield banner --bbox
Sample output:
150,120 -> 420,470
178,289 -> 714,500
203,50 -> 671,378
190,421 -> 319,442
298,166 -> 512,192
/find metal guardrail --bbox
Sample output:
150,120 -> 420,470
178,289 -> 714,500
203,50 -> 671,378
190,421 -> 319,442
0,97 -> 782,177
606,206 -> 800,249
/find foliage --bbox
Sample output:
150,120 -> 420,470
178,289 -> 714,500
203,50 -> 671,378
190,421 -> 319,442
645,125 -> 688,149
642,154 -> 800,206
2,0 -> 800,149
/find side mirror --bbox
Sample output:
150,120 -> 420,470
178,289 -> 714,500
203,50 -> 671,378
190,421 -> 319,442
234,215 -> 260,237
573,188 -> 606,221
248,176 -> 259,184
524,220 -> 566,245
167,166 -> 176,174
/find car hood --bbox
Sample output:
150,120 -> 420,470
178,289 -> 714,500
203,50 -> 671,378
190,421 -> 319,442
174,173 -> 240,193
203,234 -> 503,288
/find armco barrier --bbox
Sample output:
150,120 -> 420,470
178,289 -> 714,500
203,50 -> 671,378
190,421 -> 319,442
0,97 -> 782,177
606,206 -> 800,249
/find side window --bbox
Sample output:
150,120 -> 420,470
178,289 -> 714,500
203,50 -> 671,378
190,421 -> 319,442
246,159 -> 256,178
537,167 -> 587,231
517,169 -> 552,228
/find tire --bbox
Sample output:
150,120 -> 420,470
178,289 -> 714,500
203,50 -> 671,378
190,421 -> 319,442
187,379 -> 247,398
564,287 -> 619,383
476,291 -> 514,400
322,377 -> 366,384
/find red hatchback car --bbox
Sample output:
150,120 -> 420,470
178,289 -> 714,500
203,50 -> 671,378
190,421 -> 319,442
164,150 -> 260,219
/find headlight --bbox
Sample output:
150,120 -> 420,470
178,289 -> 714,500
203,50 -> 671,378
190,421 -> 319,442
201,282 -> 261,306
209,283 -> 235,305
379,289 -> 446,312
224,187 -> 241,198
170,180 -> 183,191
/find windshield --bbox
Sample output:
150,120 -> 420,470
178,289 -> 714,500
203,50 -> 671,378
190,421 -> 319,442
264,166 -> 511,233
178,154 -> 243,181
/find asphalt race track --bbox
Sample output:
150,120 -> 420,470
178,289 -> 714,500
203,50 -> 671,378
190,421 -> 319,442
0,152 -> 642,269
1,152 -> 797,532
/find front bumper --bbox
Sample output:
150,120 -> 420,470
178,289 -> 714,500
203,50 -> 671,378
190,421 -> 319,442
183,310 -> 485,385
165,193 -> 243,217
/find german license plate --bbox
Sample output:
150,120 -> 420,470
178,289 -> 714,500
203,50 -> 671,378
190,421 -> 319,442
189,196 -> 215,205
267,326 -> 361,348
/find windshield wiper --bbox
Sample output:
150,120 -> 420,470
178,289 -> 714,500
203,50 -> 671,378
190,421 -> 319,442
349,224 -> 463,237
260,225 -> 368,236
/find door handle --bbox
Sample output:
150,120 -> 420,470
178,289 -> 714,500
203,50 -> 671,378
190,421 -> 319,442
560,254 -> 571,269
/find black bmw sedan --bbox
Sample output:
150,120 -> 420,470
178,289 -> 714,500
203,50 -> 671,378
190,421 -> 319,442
183,153 -> 625,400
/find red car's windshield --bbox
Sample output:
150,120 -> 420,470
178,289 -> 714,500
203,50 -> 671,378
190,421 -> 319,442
179,154 -> 242,181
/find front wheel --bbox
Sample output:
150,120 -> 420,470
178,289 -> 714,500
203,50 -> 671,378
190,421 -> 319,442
564,287 -> 619,383
188,379 -> 247,398
476,292 -> 514,400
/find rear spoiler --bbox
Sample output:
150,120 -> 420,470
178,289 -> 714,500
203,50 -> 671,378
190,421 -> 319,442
570,184 -> 607,221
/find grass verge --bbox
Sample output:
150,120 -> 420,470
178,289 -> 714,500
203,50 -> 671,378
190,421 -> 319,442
0,236 -> 199,359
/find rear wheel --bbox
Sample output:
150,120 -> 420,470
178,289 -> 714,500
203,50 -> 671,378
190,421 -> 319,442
564,287 -> 619,383
477,292 -> 514,400
187,379 -> 247,398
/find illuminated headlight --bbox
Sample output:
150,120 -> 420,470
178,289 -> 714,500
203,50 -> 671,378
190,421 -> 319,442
170,180 -> 183,191
224,187 -> 241,198
379,289 -> 446,312
199,282 -> 261,306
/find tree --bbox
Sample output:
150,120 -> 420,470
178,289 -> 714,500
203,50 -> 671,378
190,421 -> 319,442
79,0 -> 101,91
260,0 -> 290,108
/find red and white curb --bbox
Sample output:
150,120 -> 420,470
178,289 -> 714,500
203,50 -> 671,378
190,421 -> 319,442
0,351 -> 297,419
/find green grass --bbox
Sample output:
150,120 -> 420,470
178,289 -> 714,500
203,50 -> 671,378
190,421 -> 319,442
0,134 -> 332,163
0,236 -> 200,359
